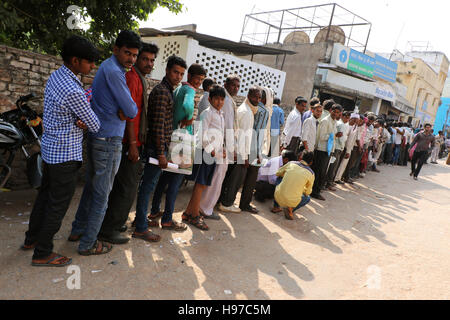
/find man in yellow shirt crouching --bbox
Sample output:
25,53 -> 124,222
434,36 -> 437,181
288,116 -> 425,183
274,152 -> 315,220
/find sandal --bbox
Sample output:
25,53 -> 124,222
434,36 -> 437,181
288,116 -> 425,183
187,215 -> 209,231
271,207 -> 283,214
181,212 -> 191,222
161,221 -> 188,232
131,217 -> 157,228
284,208 -> 294,221
32,253 -> 72,267
149,211 -> 164,220
20,242 -> 37,251
68,234 -> 82,242
132,230 -> 161,243
78,240 -> 113,256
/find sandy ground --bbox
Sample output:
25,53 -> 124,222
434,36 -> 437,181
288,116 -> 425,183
0,159 -> 449,300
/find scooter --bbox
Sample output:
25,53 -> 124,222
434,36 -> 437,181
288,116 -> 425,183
0,93 -> 43,190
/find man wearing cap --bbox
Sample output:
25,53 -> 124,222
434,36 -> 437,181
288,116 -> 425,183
282,96 -> 307,155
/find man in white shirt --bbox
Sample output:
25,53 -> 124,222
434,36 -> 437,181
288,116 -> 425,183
282,96 -> 307,155
219,86 -> 261,213
326,111 -> 351,189
311,104 -> 343,201
301,104 -> 323,153
392,123 -> 404,165
200,75 -> 241,215
335,114 -> 359,183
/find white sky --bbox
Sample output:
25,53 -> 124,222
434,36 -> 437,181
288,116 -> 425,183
140,0 -> 450,57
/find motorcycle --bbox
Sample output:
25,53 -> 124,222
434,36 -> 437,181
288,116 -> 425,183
0,93 -> 43,190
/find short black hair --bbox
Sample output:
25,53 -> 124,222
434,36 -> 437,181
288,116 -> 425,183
323,99 -> 335,111
209,85 -> 226,99
295,96 -> 307,104
424,123 -> 432,128
138,42 -> 159,58
188,64 -> 207,76
202,78 -> 215,91
166,55 -> 187,70
282,150 -> 297,162
309,97 -> 320,107
115,30 -> 142,50
61,35 -> 99,64
368,115 -> 376,121
343,111 -> 351,117
273,97 -> 281,105
248,86 -> 261,97
331,104 -> 343,112
302,151 -> 314,164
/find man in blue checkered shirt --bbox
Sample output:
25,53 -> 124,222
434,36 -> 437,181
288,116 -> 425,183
22,35 -> 100,267
70,31 -> 140,256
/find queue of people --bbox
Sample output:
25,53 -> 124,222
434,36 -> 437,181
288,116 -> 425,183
21,31 -> 443,267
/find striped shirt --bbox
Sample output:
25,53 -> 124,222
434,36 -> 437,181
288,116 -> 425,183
41,65 -> 100,164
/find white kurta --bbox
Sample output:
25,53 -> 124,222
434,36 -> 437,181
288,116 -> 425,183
335,124 -> 358,181
282,108 -> 302,147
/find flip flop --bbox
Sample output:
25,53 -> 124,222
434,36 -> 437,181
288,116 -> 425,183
161,221 -> 188,231
32,253 -> 72,267
20,242 -> 37,251
78,240 -> 113,256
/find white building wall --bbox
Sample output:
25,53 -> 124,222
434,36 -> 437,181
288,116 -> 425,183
142,35 -> 286,98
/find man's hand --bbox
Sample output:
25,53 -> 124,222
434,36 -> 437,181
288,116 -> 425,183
336,132 -> 343,138
180,118 -> 194,128
76,120 -> 87,130
344,153 -> 350,159
257,157 -> 262,165
118,110 -> 127,121
158,154 -> 168,169
222,150 -> 227,159
128,144 -> 140,163
211,150 -> 216,158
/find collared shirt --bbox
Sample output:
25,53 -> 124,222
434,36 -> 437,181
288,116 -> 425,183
335,121 -> 350,151
316,114 -> 337,152
251,103 -> 269,161
257,156 -> 283,185
394,127 -> 404,145
236,99 -> 255,161
301,116 -> 319,152
41,65 -> 100,164
302,109 -> 312,123
173,83 -> 196,134
199,104 -> 225,156
270,105 -> 285,136
345,124 -> 358,152
124,66 -> 144,147
283,108 -> 303,147
89,55 -> 138,139
197,92 -> 210,117
412,132 -> 435,152
148,77 -> 175,155
275,160 -> 315,208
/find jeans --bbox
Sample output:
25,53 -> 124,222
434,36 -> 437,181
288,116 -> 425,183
99,145 -> 144,237
150,171 -> 185,224
135,147 -> 165,233
71,136 -> 123,251
392,144 -> 401,165
26,161 -> 81,259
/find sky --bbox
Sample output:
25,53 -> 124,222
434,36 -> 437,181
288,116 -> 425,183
140,0 -> 450,57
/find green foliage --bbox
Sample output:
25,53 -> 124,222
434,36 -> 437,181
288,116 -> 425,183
0,0 -> 183,59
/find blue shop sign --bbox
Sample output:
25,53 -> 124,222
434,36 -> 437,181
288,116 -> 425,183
374,54 -> 398,83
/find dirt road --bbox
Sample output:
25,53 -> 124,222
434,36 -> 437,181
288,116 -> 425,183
0,160 -> 449,300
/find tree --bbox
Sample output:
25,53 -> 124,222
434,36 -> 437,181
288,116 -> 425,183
0,0 -> 183,59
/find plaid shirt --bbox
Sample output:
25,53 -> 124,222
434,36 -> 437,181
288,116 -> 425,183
41,65 -> 100,164
147,77 -> 174,156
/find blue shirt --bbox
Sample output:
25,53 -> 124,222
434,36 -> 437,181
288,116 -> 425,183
302,110 -> 312,123
41,65 -> 100,164
89,55 -> 138,138
270,105 -> 285,136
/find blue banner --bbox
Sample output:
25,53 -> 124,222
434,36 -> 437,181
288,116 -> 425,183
374,54 -> 398,83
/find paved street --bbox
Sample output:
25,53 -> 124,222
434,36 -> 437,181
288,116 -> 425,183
0,159 -> 449,300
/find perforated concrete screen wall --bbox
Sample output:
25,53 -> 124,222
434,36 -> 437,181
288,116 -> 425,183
143,35 -> 286,98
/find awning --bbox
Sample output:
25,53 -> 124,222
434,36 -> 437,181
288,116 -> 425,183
139,28 -> 296,56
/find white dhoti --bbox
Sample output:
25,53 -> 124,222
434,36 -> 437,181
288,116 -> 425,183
200,163 -> 228,216
431,145 -> 440,162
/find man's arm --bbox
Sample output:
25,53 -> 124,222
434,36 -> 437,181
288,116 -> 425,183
107,70 -> 138,119
125,72 -> 142,162
65,91 -> 100,133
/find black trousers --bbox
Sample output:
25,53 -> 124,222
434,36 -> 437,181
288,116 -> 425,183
239,165 -> 260,209
311,150 -> 330,195
25,161 -> 81,259
220,163 -> 246,207
254,181 -> 276,201
327,149 -> 344,185
411,151 -> 428,178
343,146 -> 360,181
100,145 -> 143,237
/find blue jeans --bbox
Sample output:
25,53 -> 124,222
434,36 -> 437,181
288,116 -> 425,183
151,171 -> 185,224
392,144 -> 401,165
135,148 -> 165,233
71,136 -> 122,251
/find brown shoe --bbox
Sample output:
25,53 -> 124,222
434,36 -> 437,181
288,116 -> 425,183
132,230 -> 161,243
